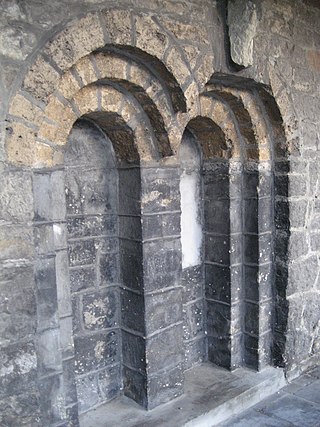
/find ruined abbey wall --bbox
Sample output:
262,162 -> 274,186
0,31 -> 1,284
0,0 -> 319,425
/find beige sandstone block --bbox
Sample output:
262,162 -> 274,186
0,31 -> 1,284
121,101 -> 138,123
94,53 -> 128,80
195,54 -> 214,89
101,87 -> 123,113
6,122 -> 36,166
75,56 -> 98,86
9,93 -> 43,126
200,96 -> 213,117
184,82 -> 200,117
74,86 -> 99,115
212,100 -> 229,125
259,146 -> 271,161
45,96 -> 67,123
135,15 -> 168,59
23,56 -> 61,102
102,9 -> 132,45
57,71 -> 81,100
159,17 -> 209,45
44,14 -> 104,71
38,122 -> 58,142
33,141 -> 54,168
166,46 -> 190,87
129,63 -> 151,89
183,45 -> 201,69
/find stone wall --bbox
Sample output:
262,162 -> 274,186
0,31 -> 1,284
0,0 -> 320,425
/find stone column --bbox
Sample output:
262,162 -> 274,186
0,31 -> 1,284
120,164 -> 184,410
33,169 -> 79,426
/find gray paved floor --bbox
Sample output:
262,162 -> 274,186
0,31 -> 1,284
219,366 -> 320,427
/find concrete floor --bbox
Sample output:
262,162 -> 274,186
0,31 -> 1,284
219,365 -> 320,427
80,363 -> 286,427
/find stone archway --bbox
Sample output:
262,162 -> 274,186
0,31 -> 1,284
3,9 -> 289,426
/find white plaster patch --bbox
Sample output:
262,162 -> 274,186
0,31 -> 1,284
53,223 -> 62,235
180,171 -> 202,268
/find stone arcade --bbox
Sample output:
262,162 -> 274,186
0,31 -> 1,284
0,1 -> 320,426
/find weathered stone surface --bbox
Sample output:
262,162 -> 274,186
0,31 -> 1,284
82,287 -> 119,331
228,0 -> 258,67
1,0 -> 320,423
74,330 -> 120,375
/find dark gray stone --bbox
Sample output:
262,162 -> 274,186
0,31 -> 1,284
145,287 -> 182,335
120,238 -> 143,291
208,336 -> 231,368
146,325 -> 184,373
97,364 -> 121,403
244,234 -> 259,264
244,334 -> 258,369
68,239 -> 96,267
147,363 -> 184,409
118,167 -> 141,216
99,251 -> 119,285
182,265 -> 204,303
207,300 -> 231,338
183,299 -> 205,341
141,167 -> 180,214
244,301 -> 259,335
76,373 -> 99,413
122,330 -> 146,372
143,238 -> 181,291
81,287 -> 119,331
243,171 -> 259,198
205,234 -> 230,265
184,337 -> 207,369
67,214 -> 117,238
121,288 -> 145,334
142,212 -> 181,239
62,358 -> 78,406
204,199 -> 230,234
0,390 -> 41,426
37,328 -> 62,376
38,374 -> 66,425
70,266 -> 96,293
0,341 -> 37,399
65,168 -> 117,216
205,264 -> 231,303
34,224 -> 55,255
122,365 -> 147,408
74,330 -> 121,375
119,215 -> 142,240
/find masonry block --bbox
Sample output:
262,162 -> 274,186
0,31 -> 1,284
121,289 -> 145,334
82,287 -> 119,331
182,265 -> 204,303
146,325 -> 184,373
205,263 -> 231,303
145,288 -> 182,335
74,330 -> 120,376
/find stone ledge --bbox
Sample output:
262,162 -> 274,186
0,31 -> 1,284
80,362 -> 286,427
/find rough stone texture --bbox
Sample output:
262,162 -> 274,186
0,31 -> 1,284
227,0 -> 258,67
0,0 -> 320,425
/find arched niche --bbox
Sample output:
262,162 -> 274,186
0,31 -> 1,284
180,116 -> 238,370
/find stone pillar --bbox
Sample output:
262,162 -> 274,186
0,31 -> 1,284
33,169 -> 79,426
141,165 -> 184,409
243,164 -> 273,370
204,160 -> 233,368
120,164 -> 184,410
